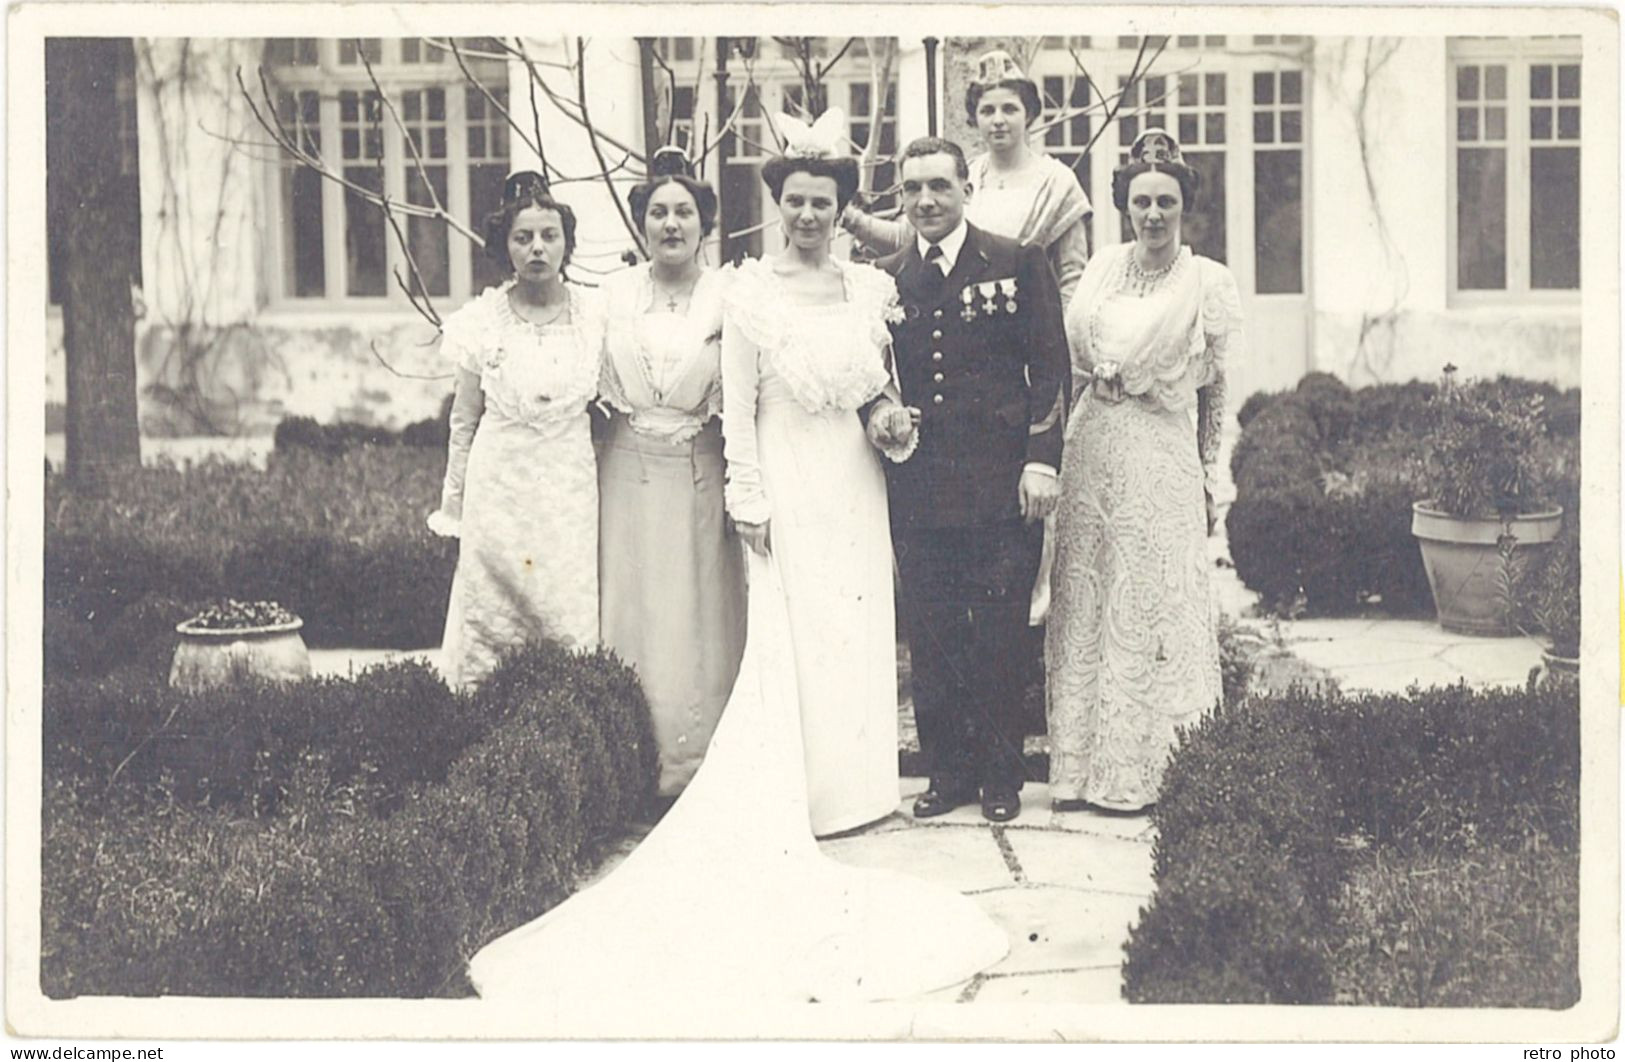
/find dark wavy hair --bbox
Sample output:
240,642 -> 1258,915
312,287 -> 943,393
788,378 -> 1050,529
965,78 -> 1044,126
627,175 -> 719,237
760,155 -> 862,211
1111,159 -> 1202,213
899,136 -> 970,179
483,191 -> 579,270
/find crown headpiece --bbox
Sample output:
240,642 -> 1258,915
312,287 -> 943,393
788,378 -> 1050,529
649,145 -> 694,178
502,170 -> 549,204
1130,128 -> 1184,165
777,108 -> 850,159
974,49 -> 1027,85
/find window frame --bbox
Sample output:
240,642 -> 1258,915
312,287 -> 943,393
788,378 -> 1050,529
1446,36 -> 1582,307
260,37 -> 509,313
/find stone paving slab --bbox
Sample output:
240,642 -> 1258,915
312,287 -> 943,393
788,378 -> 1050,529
1437,639 -> 1547,684
1280,635 -> 1448,671
1002,829 -> 1155,897
1301,655 -> 1476,693
973,965 -> 1124,1004
820,823 -> 1015,894
976,886 -> 1147,976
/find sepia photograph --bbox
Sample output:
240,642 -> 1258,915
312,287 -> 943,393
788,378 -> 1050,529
7,1 -> 1618,1046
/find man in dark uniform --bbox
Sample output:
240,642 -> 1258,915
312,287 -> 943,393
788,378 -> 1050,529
864,136 -> 1070,822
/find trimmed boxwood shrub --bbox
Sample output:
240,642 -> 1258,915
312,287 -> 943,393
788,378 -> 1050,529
45,446 -> 456,657
1227,375 -> 1579,616
1123,678 -> 1580,1007
42,641 -> 658,998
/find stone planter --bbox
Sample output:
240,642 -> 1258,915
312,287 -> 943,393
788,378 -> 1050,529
1411,502 -> 1563,636
169,617 -> 312,692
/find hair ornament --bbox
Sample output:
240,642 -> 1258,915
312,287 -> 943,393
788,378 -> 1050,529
503,170 -> 550,204
974,49 -> 1027,86
649,145 -> 694,178
1130,128 -> 1184,165
777,108 -> 849,159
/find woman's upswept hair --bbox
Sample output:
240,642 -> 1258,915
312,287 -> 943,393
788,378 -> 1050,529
760,155 -> 862,211
965,78 -> 1044,127
1111,160 -> 1202,213
483,173 -> 578,269
628,175 -> 719,237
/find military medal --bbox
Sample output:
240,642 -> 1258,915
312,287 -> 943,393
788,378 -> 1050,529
980,281 -> 996,316
1005,277 -> 1018,313
960,286 -> 976,322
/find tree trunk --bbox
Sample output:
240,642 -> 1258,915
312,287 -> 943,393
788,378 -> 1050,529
46,38 -> 142,492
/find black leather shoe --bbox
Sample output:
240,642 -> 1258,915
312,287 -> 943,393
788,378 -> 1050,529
981,789 -> 1021,823
913,785 -> 978,819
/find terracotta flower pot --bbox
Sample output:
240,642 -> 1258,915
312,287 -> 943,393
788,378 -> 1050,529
169,617 -> 312,692
1411,502 -> 1563,636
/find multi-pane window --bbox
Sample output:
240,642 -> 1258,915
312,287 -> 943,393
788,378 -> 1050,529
849,80 -> 899,209
1253,69 -> 1305,293
264,38 -> 511,305
1040,73 -> 1095,245
1118,71 -> 1228,263
1451,40 -> 1580,297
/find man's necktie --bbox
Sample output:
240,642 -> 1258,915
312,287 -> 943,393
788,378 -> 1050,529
920,243 -> 945,298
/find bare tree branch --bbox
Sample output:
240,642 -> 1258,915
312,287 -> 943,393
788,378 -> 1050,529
370,337 -> 453,381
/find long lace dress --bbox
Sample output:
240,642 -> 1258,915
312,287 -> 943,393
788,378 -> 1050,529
466,260 -> 1009,1019
1045,243 -> 1244,810
431,282 -> 602,691
594,265 -> 746,795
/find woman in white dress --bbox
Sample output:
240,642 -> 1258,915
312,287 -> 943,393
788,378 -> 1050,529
429,173 -> 601,691
720,139 -> 909,838
1046,129 -> 1243,812
466,117 -> 1008,1016
595,148 -> 746,796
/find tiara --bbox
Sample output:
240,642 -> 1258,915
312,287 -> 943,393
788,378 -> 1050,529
778,108 -> 850,159
649,145 -> 694,178
502,170 -> 549,204
975,49 -> 1027,86
1130,128 -> 1183,165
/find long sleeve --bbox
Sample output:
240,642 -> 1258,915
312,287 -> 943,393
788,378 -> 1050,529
720,310 -> 771,525
430,367 -> 484,537
844,207 -> 912,256
1017,242 -> 1071,472
1197,260 -> 1244,492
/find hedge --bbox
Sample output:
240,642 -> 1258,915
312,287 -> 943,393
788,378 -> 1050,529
1122,677 -> 1580,1006
1226,374 -> 1580,616
45,446 -> 456,655
273,394 -> 453,457
42,641 -> 657,998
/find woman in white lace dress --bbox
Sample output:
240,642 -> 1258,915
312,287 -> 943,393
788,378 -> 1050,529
467,121 -> 1009,1015
1046,130 -> 1244,812
595,149 -> 746,796
429,174 -> 602,691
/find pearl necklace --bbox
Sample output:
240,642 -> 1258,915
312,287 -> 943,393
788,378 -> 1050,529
1123,249 -> 1181,297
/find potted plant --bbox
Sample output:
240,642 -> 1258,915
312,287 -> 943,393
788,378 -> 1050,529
170,598 -> 311,692
1411,368 -> 1563,636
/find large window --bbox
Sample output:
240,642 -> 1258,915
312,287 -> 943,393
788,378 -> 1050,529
1449,38 -> 1581,299
264,38 -> 511,306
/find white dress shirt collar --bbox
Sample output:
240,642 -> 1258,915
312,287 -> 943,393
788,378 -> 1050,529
918,220 -> 970,274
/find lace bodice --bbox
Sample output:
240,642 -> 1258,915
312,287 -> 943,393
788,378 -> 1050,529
440,282 -> 603,434
720,258 -> 902,524
722,257 -> 901,415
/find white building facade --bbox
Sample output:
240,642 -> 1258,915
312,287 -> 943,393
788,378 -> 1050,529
44,34 -> 1583,435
